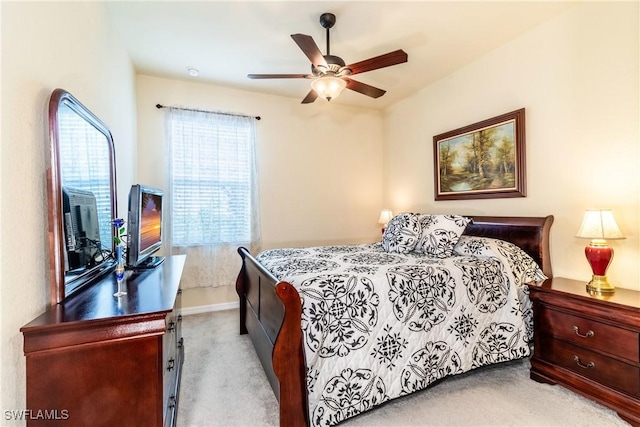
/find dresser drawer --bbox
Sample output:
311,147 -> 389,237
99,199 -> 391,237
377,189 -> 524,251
538,306 -> 639,362
539,336 -> 640,397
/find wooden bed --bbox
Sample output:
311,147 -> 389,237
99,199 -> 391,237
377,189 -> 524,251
236,215 -> 553,427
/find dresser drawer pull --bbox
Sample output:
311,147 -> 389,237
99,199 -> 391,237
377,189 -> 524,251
572,326 -> 594,338
167,321 -> 176,332
573,355 -> 595,369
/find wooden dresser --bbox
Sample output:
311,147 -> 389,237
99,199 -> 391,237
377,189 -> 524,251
21,255 -> 186,427
528,277 -> 640,425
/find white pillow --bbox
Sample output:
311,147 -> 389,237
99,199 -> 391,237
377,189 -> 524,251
414,214 -> 470,258
381,213 -> 420,253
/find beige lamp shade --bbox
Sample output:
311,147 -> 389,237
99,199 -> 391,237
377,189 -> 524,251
378,209 -> 393,225
576,209 -> 625,240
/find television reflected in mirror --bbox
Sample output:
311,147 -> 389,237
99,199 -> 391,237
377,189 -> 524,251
127,184 -> 165,269
47,89 -> 117,303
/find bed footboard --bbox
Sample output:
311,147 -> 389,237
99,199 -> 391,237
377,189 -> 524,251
236,247 -> 309,427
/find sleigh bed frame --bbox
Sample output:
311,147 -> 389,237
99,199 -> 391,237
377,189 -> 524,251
236,215 -> 554,427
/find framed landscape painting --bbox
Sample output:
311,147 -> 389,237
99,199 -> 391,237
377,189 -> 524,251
433,108 -> 526,201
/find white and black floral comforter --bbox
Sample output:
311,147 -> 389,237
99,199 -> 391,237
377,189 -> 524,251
256,236 -> 546,426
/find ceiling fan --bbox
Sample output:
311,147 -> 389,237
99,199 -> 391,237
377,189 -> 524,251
247,12 -> 408,104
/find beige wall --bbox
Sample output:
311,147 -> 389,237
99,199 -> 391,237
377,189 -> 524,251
0,1 -> 137,419
135,75 -> 385,247
383,2 -> 639,289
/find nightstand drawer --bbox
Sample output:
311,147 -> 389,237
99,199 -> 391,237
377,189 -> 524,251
538,306 -> 639,362
539,336 -> 640,397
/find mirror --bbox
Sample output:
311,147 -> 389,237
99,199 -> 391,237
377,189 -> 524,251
47,89 -> 117,304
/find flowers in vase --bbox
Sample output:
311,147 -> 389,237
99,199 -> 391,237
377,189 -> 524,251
112,218 -> 126,247
112,218 -> 126,281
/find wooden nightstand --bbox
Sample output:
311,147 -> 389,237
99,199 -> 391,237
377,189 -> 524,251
527,277 -> 640,425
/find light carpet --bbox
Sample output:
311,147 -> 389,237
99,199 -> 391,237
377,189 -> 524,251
178,310 -> 629,427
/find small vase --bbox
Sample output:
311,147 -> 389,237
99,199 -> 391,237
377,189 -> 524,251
113,245 -> 127,297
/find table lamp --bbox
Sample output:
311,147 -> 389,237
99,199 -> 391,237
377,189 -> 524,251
378,209 -> 393,235
576,209 -> 624,295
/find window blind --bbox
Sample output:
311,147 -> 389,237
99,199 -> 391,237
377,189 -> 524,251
168,109 -> 258,246
58,108 -> 113,248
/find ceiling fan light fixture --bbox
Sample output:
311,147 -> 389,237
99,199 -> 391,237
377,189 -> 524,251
311,75 -> 346,101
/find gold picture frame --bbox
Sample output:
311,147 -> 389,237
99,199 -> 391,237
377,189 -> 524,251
434,108 -> 526,201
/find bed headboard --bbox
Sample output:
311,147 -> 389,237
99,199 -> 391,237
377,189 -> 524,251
464,215 -> 554,278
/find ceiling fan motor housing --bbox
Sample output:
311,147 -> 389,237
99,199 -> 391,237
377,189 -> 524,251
312,54 -> 351,77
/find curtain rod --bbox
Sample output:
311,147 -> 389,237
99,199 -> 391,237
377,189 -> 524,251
155,104 -> 261,120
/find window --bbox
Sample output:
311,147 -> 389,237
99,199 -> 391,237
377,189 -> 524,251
166,108 -> 260,247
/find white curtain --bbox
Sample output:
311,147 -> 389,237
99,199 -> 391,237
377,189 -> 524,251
164,107 -> 260,289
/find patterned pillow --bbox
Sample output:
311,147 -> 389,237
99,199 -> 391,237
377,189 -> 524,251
453,235 -> 496,257
381,213 -> 420,253
414,214 -> 470,258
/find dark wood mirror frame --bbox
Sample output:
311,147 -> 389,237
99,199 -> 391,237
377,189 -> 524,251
47,89 -> 118,304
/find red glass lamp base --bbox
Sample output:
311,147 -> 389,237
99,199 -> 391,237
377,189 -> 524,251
584,240 -> 615,295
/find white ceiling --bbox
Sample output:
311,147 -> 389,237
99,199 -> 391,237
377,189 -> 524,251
106,1 -> 576,110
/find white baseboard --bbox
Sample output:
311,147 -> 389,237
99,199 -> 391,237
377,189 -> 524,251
182,301 -> 239,316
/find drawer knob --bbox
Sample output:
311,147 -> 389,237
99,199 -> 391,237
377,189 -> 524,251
573,355 -> 595,369
572,326 -> 594,338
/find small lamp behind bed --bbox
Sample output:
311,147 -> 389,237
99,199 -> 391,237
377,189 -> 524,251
576,209 -> 625,296
378,209 -> 393,235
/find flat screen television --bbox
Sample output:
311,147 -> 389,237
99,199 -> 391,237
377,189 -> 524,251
127,184 -> 165,269
62,187 -> 103,272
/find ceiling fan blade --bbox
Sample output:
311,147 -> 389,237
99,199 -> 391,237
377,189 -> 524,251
247,73 -> 311,79
343,78 -> 386,99
291,34 -> 328,68
301,89 -> 318,104
346,49 -> 408,76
